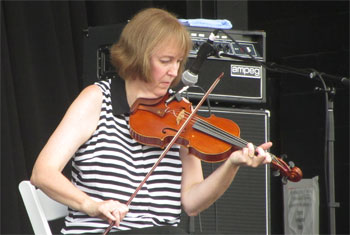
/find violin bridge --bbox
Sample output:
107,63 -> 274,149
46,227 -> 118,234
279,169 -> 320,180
176,109 -> 186,125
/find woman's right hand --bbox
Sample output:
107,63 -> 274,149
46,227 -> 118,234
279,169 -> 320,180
83,199 -> 129,226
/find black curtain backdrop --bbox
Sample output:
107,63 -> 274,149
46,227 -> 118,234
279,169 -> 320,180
1,1 -> 349,234
2,1 -> 87,233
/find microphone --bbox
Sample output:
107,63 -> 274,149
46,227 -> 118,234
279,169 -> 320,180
182,30 -> 218,86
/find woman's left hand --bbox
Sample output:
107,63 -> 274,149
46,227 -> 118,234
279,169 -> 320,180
228,142 -> 272,167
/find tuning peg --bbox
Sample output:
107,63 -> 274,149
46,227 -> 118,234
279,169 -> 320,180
280,154 -> 288,160
272,170 -> 280,177
281,176 -> 288,185
288,161 -> 295,168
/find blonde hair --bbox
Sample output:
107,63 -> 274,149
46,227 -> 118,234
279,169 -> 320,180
110,8 -> 192,86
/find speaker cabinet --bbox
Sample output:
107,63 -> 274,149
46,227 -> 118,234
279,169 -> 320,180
82,24 -> 125,87
179,107 -> 271,234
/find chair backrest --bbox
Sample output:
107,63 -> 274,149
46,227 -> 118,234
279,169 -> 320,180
18,180 -> 68,235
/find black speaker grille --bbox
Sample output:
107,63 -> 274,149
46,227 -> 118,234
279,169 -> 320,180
179,108 -> 270,234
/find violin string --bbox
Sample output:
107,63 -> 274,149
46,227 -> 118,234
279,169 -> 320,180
177,110 -> 250,147
195,118 -> 246,147
172,110 -> 285,169
182,111 -> 249,147
193,119 -> 237,144
191,116 -> 285,168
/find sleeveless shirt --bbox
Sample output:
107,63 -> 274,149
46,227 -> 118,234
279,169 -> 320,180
61,79 -> 182,234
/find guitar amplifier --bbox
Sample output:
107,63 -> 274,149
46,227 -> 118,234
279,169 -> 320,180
182,27 -> 266,104
83,25 -> 266,105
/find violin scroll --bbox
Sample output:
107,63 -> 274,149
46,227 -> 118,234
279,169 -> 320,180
270,153 -> 303,184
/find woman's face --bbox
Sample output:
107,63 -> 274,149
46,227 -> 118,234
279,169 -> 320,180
147,40 -> 184,98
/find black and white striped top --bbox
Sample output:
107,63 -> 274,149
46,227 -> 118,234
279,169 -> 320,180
61,79 -> 182,234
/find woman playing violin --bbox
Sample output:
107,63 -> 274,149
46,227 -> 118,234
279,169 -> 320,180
31,8 -> 272,234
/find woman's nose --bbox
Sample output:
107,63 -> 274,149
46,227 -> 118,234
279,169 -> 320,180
168,62 -> 179,77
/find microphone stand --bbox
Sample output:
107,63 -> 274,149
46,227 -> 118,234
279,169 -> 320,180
219,52 -> 348,234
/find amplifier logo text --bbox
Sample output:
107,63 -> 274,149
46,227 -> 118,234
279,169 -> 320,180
230,65 -> 262,79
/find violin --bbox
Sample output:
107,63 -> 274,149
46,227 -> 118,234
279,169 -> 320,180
129,89 -> 302,183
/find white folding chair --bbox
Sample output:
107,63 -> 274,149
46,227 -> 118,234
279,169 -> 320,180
18,180 -> 68,235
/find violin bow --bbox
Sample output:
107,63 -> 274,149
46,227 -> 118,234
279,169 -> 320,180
103,72 -> 224,235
